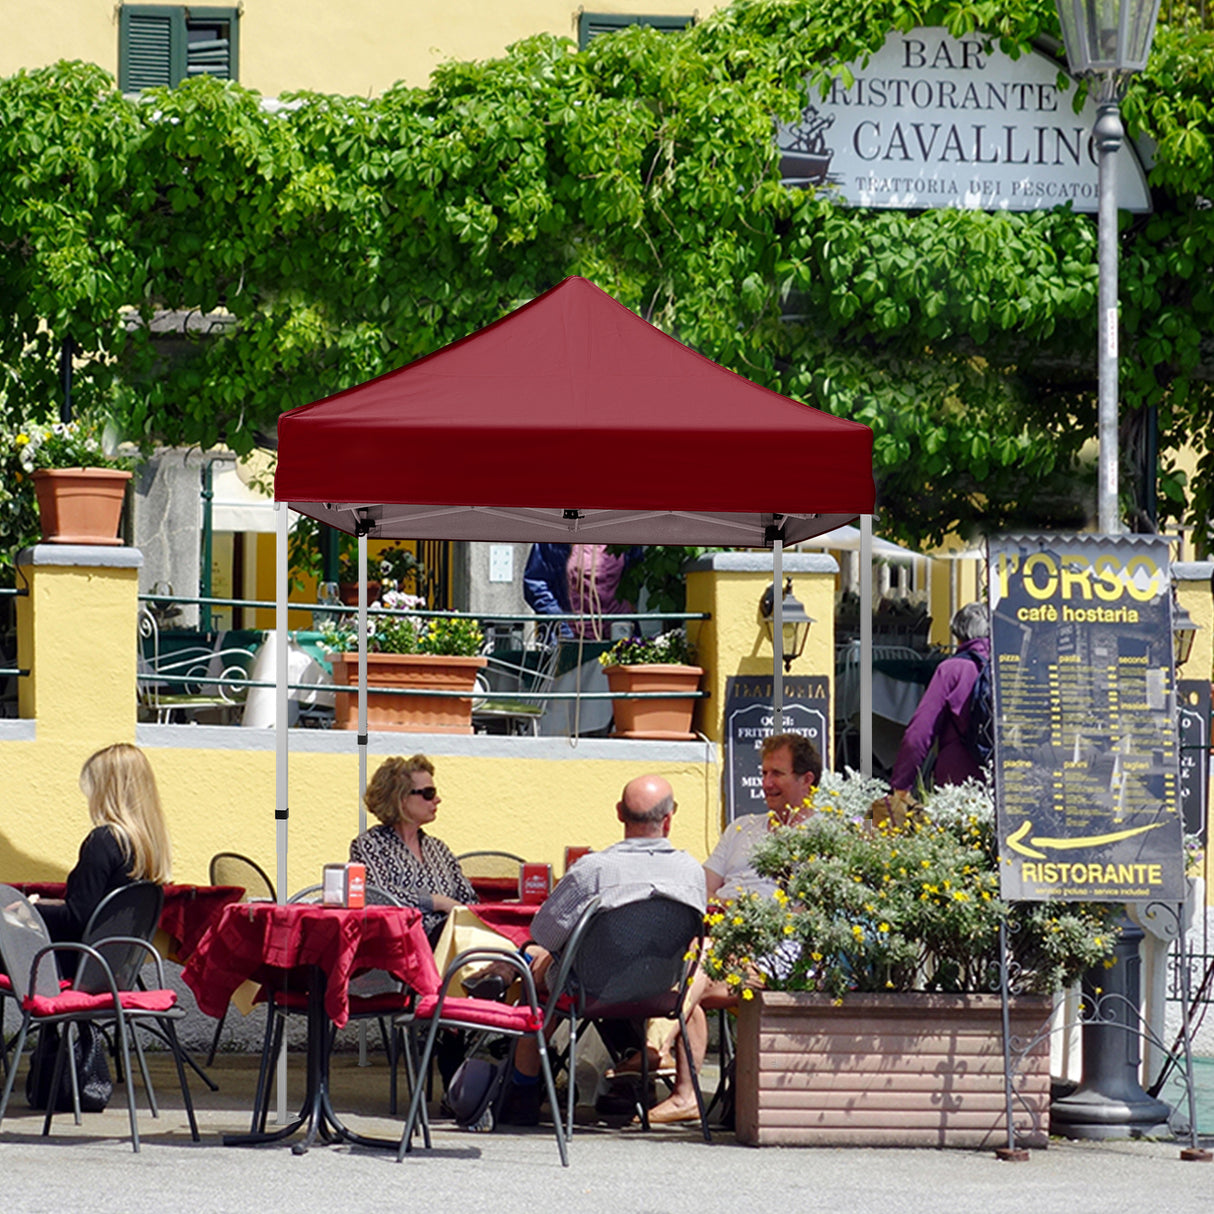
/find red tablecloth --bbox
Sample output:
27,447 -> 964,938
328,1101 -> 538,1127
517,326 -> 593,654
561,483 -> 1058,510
182,902 -> 441,1028
469,901 -> 537,947
5,881 -> 244,962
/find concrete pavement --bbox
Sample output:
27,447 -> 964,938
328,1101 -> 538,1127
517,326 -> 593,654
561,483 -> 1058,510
2,1053 -> 1214,1214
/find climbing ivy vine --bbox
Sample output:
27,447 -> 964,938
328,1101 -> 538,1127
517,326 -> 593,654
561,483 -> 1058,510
1,0 -> 1213,555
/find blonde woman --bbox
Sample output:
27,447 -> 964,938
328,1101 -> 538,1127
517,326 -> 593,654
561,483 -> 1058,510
348,754 -> 476,944
36,743 -> 173,943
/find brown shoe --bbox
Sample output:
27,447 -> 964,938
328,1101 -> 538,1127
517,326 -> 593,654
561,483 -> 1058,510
604,1048 -> 676,1080
643,1103 -> 701,1125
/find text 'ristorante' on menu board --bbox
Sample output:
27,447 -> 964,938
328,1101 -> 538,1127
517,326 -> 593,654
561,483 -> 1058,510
990,535 -> 1184,904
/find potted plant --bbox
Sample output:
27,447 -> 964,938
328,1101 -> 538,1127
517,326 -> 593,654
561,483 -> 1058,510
322,590 -> 486,733
4,417 -> 133,547
703,773 -> 1121,1149
597,626 -> 703,739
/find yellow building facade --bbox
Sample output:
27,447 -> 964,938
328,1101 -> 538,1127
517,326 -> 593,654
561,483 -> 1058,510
2,545 -> 838,889
4,2 -> 720,96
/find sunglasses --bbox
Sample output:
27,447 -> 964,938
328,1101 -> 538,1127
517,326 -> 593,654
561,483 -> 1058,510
406,786 -> 438,801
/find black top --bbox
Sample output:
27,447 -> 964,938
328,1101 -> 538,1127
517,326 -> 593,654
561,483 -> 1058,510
40,826 -> 135,943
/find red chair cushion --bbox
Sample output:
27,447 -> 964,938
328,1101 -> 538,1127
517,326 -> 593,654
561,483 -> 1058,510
24,988 -> 178,1017
413,994 -> 542,1033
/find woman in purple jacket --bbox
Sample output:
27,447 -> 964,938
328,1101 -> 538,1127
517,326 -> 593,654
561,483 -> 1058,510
891,602 -> 990,793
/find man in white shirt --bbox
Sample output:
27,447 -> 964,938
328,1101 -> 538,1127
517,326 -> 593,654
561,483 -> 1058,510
645,733 -> 821,1124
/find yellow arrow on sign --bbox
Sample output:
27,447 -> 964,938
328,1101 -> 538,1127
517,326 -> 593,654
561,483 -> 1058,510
1006,819 -> 1165,858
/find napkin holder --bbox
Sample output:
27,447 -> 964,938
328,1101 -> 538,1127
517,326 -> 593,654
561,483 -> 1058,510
519,862 -> 552,904
323,862 -> 366,908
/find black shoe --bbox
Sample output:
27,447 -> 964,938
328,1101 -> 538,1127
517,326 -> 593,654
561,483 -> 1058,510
497,1080 -> 541,1127
462,972 -> 508,1001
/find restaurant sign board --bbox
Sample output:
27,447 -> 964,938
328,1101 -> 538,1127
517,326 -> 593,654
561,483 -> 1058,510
777,27 -> 1151,214
724,675 -> 830,822
990,534 -> 1184,903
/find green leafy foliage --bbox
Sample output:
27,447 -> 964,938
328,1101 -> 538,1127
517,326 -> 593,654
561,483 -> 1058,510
2,3 -> 1214,553
701,772 -> 1120,998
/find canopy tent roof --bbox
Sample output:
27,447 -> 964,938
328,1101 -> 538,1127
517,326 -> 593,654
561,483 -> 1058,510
795,524 -> 920,563
275,277 -> 874,544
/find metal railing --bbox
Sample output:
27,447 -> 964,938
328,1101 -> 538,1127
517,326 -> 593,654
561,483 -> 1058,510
135,592 -> 710,717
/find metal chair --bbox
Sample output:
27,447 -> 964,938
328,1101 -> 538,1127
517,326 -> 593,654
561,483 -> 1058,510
546,895 -> 711,1141
455,851 -> 527,902
204,853 -> 277,1065
396,937 -> 574,1166
0,883 -> 199,1152
472,637 -> 560,735
137,607 -> 259,724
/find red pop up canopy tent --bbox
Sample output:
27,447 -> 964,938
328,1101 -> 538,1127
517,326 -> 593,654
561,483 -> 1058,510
276,276 -> 874,545
269,277 -> 876,907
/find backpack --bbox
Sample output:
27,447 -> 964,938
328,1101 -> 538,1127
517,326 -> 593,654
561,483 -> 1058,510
447,1055 -> 510,1132
960,649 -> 994,766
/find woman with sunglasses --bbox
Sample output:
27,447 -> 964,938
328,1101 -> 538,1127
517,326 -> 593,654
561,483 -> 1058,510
349,754 -> 476,944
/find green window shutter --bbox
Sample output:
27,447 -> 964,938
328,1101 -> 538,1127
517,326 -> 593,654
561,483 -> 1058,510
119,9 -> 181,91
577,13 -> 694,49
119,6 -> 239,90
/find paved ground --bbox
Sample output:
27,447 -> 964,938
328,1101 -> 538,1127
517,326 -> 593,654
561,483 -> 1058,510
4,1051 -> 1214,1214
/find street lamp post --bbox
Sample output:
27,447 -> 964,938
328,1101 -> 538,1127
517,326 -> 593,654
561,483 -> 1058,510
1053,0 -> 1162,536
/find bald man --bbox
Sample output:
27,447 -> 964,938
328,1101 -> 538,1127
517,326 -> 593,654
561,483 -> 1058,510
499,774 -> 705,1125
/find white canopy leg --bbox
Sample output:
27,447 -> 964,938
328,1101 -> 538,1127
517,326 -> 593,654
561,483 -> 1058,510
274,502 -> 290,1123
860,514 -> 873,779
772,537 -> 784,734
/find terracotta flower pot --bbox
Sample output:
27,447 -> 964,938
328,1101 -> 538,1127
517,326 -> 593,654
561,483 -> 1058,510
330,651 -> 487,733
32,467 -> 132,545
338,581 -> 382,606
602,663 -> 703,739
734,990 -> 1053,1149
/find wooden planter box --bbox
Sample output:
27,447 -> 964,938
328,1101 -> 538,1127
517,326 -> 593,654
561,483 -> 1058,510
602,663 -> 703,739
735,990 -> 1053,1149
331,652 -> 487,733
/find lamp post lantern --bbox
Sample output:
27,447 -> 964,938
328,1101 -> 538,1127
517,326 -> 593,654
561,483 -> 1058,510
1053,0 -> 1162,535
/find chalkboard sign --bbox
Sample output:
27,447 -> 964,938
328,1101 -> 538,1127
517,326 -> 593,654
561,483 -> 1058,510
990,534 -> 1185,903
724,675 -> 830,821
1178,679 -> 1210,845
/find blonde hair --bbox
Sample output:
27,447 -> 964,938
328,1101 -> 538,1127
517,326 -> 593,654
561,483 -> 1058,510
365,754 -> 435,828
79,743 -> 173,884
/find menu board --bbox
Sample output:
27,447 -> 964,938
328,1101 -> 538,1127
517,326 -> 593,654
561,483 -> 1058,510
990,534 -> 1185,903
724,675 -> 830,821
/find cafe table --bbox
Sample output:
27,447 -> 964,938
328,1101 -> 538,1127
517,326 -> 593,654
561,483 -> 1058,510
6,881 -> 244,963
183,900 -> 440,1153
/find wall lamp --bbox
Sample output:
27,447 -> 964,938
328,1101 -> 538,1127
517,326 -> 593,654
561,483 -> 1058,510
760,578 -> 814,672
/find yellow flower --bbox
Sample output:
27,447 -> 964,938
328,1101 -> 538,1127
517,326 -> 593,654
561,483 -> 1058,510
741,987 -> 755,1001
877,922 -> 890,933
783,924 -> 795,936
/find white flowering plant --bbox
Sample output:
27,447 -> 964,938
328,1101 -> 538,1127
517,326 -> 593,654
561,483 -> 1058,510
0,413 -> 132,575
598,626 -> 696,667
701,772 -> 1120,1000
319,589 -> 484,656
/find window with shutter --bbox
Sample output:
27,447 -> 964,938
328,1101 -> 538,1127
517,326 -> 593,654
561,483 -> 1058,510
119,6 -> 239,92
577,13 -> 694,49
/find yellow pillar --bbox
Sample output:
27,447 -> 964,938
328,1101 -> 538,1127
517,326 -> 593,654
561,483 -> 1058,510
16,545 -> 142,744
685,552 -> 838,745
1174,561 -> 1213,684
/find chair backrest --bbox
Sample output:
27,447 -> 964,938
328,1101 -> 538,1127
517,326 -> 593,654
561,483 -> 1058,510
77,881 -> 165,994
210,851 -> 276,902
0,884 -> 57,1001
455,851 -> 527,879
564,896 -> 704,1021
